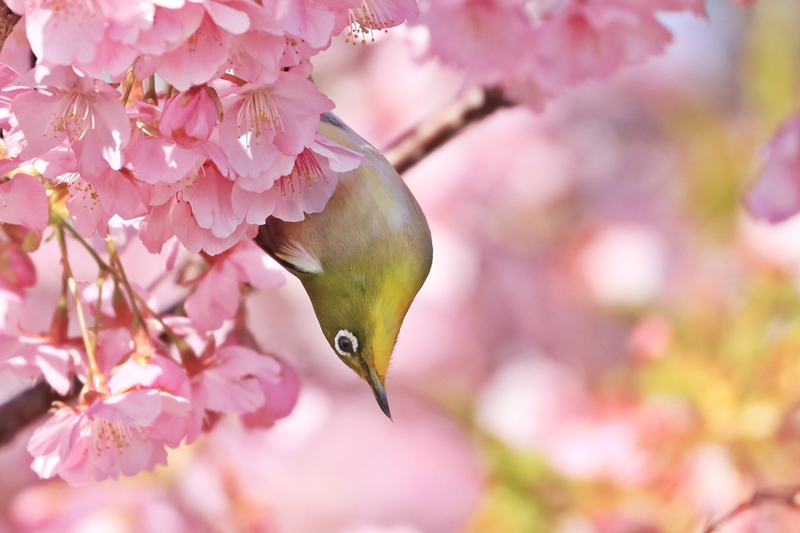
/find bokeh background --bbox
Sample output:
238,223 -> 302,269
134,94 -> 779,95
4,0 -> 800,531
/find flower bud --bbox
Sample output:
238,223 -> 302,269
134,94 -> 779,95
160,86 -> 219,148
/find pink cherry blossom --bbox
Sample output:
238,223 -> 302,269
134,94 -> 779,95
231,129 -> 364,223
27,387 -> 191,485
108,355 -> 194,448
347,0 -> 420,44
160,86 -> 219,149
139,194 -> 257,255
7,65 -> 130,173
136,2 -> 251,91
218,72 -> 333,183
264,0 -> 341,50
240,355 -> 299,429
0,22 -> 33,75
419,0 -> 534,88
125,135 -> 207,185
271,132 -> 365,221
151,13 -> 233,91
747,114 -> 800,223
0,173 -> 48,232
184,241 -> 284,332
418,0 -> 690,105
185,344 -> 298,442
224,1 -> 287,83
5,0 -> 105,66
184,258 -> 241,333
67,167 -> 150,238
182,163 -> 240,238
531,1 -> 673,91
0,227 -> 36,301
0,334 -> 83,395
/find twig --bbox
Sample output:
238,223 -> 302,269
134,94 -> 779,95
702,486 -> 800,533
385,86 -> 515,175
0,377 -> 81,445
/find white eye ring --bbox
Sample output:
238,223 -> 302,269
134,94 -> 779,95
334,329 -> 358,356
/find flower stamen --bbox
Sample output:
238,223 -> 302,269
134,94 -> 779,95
52,91 -> 94,142
346,0 -> 394,45
278,149 -> 325,197
237,89 -> 285,144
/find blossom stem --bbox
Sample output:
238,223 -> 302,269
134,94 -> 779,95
121,66 -> 137,107
144,75 -> 158,105
54,223 -> 104,389
106,239 -> 146,329
49,256 -> 70,343
92,277 -> 105,347
60,222 -> 112,276
107,238 -> 154,363
60,222 -> 191,360
221,72 -> 248,86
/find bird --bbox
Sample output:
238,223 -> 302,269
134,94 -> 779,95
255,112 -> 433,419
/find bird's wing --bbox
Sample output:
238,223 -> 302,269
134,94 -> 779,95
255,220 -> 324,275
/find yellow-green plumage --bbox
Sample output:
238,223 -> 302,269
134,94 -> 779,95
255,113 -> 433,418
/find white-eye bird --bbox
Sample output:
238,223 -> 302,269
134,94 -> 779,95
255,112 -> 433,419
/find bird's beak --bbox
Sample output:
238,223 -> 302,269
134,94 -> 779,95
366,364 -> 392,420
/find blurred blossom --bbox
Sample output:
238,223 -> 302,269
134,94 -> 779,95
681,444 -> 746,516
577,224 -> 668,308
740,212 -> 800,279
627,314 -> 672,361
477,355 -> 585,450
747,114 -> 800,223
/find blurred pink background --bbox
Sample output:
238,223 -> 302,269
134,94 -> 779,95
5,1 -> 800,531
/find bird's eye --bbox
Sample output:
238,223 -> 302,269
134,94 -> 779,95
335,329 -> 358,356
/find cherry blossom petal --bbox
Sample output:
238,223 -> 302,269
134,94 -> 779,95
126,136 -> 206,184
152,13 -> 233,91
184,260 -> 241,333
240,356 -> 299,428
230,182 -> 279,224
171,198 -> 256,255
226,241 -> 285,289
203,0 -> 251,34
21,0 -> 105,65
0,173 -> 48,231
160,87 -> 219,148
182,164 -> 240,238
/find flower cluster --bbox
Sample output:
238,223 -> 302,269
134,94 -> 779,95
415,0 -> 709,108
0,0 -> 402,252
0,235 -> 300,485
0,0 -> 421,485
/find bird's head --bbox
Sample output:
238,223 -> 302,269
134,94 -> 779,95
307,262 -> 426,419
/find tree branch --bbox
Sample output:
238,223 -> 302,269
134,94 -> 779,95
703,486 -> 800,533
0,1 -> 18,52
385,86 -> 515,175
0,377 -> 81,445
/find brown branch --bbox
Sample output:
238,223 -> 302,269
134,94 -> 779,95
385,86 -> 515,175
0,1 -> 19,52
0,377 -> 81,445
702,486 -> 800,533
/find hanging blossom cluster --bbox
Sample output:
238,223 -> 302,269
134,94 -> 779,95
0,0 -> 414,486
415,0 -> 725,108
0,0 -> 753,485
